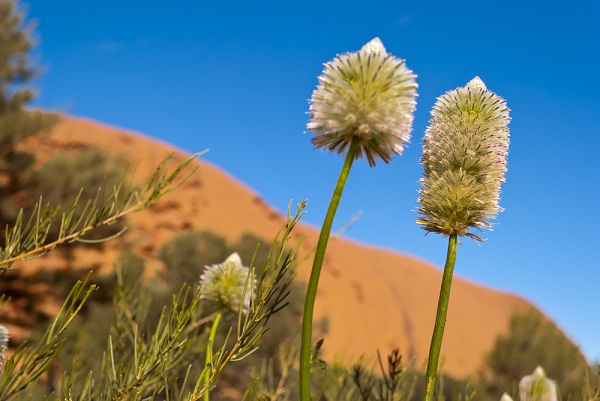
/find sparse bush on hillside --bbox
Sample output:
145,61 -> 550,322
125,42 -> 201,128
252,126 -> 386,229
32,147 -> 129,243
481,310 -> 591,401
0,0 -> 58,228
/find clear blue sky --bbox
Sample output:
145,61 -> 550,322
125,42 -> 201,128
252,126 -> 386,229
23,1 -> 600,362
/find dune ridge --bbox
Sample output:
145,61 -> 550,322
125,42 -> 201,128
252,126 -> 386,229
18,115 -> 534,377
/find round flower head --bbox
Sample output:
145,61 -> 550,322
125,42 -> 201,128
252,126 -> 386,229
199,252 -> 254,314
519,367 -> 558,401
307,37 -> 418,166
417,77 -> 510,241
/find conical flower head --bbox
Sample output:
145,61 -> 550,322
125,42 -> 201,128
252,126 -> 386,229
199,252 -> 254,313
307,37 -> 418,166
417,77 -> 510,241
518,366 -> 558,401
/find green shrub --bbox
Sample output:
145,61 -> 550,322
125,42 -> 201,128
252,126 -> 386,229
481,310 -> 590,401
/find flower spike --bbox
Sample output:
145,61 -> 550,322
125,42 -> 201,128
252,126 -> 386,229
417,76 -> 510,241
307,37 -> 418,166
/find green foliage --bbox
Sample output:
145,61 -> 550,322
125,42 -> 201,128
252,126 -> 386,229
0,201 -> 306,400
32,147 -> 129,242
482,310 -> 591,401
0,152 -> 200,270
0,0 -> 58,226
247,345 -> 475,401
0,275 -> 97,400
155,229 -> 305,399
158,230 -> 229,290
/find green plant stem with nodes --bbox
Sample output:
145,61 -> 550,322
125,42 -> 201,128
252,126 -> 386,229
204,310 -> 223,401
423,234 -> 458,401
299,136 -> 360,401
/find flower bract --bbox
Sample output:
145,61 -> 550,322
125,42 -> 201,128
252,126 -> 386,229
307,37 -> 418,166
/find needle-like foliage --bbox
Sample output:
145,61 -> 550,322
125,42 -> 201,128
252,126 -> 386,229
0,152 -> 203,270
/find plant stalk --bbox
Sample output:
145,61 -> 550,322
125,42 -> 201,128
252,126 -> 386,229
423,234 -> 458,401
299,137 -> 360,401
204,310 -> 223,401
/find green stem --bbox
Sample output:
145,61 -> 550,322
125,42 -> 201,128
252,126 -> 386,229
423,234 -> 458,401
204,310 -> 223,401
299,137 -> 360,401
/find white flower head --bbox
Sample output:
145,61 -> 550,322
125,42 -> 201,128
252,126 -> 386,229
199,252 -> 254,314
501,393 -> 514,401
0,324 -> 8,371
417,77 -> 510,241
307,37 -> 418,166
518,366 -> 558,401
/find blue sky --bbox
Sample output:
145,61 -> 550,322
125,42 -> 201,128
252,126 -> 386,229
22,1 -> 600,362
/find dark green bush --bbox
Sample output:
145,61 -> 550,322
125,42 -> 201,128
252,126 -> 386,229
481,309 -> 590,401
31,147 -> 128,243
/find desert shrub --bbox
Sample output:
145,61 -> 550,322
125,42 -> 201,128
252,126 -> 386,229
481,309 -> 591,401
31,147 -> 128,243
0,0 -> 59,230
158,230 -> 304,399
158,230 -> 229,291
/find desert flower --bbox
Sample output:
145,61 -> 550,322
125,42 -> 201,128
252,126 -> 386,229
300,38 -> 417,401
519,366 -> 558,401
199,252 -> 254,401
420,77 -> 510,401
199,252 -> 253,314
417,76 -> 510,241
307,37 -> 417,166
0,324 -> 8,371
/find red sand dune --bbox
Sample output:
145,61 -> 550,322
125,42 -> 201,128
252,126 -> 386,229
15,115 -> 534,378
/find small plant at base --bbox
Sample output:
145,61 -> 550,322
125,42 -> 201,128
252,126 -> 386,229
500,367 -> 558,401
199,252 -> 255,401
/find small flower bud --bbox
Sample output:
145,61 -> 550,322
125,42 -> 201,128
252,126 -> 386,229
519,366 -> 558,401
307,37 -> 418,166
417,77 -> 510,241
199,252 -> 254,314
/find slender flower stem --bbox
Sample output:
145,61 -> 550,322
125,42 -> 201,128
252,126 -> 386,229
423,234 -> 458,401
204,310 -> 223,401
299,137 -> 360,401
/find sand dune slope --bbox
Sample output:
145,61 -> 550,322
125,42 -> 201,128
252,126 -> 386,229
21,116 -> 533,377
